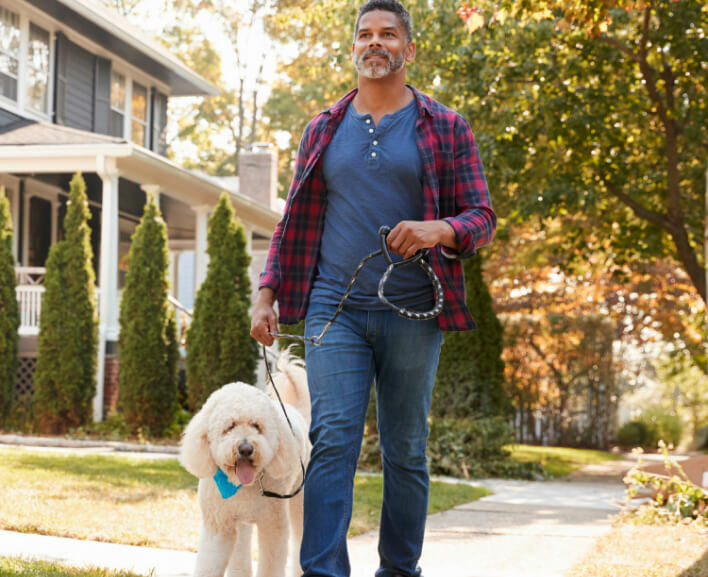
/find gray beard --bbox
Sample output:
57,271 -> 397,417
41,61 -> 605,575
353,50 -> 405,79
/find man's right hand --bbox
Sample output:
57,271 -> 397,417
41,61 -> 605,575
250,287 -> 278,346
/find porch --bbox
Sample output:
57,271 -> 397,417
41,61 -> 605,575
1,123 -> 281,421
14,266 -> 193,344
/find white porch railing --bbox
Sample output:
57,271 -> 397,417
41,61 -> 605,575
15,267 -> 192,350
16,267 -> 45,336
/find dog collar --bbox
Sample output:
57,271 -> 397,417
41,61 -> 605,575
213,468 -> 242,499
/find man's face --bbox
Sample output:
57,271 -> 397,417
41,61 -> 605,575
352,10 -> 415,80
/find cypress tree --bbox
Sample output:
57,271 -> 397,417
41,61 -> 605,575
118,196 -> 178,435
186,193 -> 257,409
0,187 -> 19,424
433,253 -> 507,418
34,173 -> 98,433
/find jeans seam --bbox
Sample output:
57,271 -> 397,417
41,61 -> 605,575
327,348 -> 374,577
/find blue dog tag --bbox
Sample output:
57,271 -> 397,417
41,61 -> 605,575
213,468 -> 242,499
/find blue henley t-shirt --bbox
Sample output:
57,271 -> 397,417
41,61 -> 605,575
309,98 -> 434,310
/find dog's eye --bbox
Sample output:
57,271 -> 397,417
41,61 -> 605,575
223,422 -> 236,434
250,421 -> 262,433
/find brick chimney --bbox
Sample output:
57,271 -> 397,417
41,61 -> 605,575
239,146 -> 278,212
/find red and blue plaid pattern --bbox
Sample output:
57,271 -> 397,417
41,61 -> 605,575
260,86 -> 496,332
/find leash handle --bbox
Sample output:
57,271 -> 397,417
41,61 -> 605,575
377,226 -> 445,321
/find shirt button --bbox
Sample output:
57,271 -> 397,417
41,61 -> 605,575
365,119 -> 371,124
371,152 -> 377,157
369,128 -> 374,134
373,140 -> 378,146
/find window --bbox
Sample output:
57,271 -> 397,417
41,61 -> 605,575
110,70 -> 125,137
131,81 -> 147,146
0,6 -> 20,102
26,23 -> 49,113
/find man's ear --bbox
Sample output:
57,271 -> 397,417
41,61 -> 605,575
406,42 -> 416,64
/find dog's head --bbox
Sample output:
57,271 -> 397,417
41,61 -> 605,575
179,382 -> 302,486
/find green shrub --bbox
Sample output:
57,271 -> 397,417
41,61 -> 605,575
0,187 -> 19,424
359,416 -> 544,480
617,409 -> 683,450
617,420 -> 649,448
433,253 -> 507,419
692,425 -> 708,451
186,193 -> 258,409
118,196 -> 178,436
640,407 -> 683,448
34,173 -> 98,434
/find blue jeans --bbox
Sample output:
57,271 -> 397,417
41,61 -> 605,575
301,302 -> 443,577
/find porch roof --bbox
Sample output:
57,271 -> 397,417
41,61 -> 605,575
0,121 -> 282,237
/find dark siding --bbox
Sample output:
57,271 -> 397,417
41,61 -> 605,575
0,108 -> 29,130
93,57 -> 111,135
54,34 -> 67,125
64,42 -> 95,131
54,33 -> 94,132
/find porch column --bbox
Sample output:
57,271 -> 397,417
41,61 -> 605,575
141,184 -> 161,205
51,199 -> 60,245
10,185 -> 19,263
169,249 -> 179,298
94,165 -> 120,422
22,191 -> 31,265
193,205 -> 211,290
242,222 -> 254,297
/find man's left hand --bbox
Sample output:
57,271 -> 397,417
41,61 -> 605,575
387,220 -> 458,259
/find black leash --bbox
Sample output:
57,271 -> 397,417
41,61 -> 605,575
259,347 -> 306,500
269,226 -> 445,346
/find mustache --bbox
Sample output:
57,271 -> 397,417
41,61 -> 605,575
362,48 -> 391,60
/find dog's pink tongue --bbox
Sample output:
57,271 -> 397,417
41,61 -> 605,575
235,459 -> 255,484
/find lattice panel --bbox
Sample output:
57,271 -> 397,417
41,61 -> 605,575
15,357 -> 36,402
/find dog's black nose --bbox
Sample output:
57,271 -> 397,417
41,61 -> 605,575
238,441 -> 254,458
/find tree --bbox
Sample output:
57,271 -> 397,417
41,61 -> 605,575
0,187 -> 19,424
118,196 -> 178,435
34,173 -> 98,434
186,193 -> 257,409
445,0 -> 706,356
433,252 -> 507,419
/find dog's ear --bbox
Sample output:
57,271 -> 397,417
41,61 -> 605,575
179,400 -> 217,478
269,407 -> 305,479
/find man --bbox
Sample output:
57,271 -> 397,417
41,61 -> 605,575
250,2 -> 496,576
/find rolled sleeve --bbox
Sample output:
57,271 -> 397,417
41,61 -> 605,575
443,115 -> 496,259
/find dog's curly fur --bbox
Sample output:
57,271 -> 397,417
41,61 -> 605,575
179,351 -> 311,577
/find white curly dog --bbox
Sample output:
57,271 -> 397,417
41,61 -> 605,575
179,351 -> 311,577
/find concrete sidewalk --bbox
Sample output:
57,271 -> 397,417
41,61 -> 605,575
1,480 -> 626,577
0,436 -> 628,577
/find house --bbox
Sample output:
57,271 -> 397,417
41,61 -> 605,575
0,0 -> 282,421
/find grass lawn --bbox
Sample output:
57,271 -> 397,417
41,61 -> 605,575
567,524 -> 708,577
0,447 -> 488,550
0,557 -> 143,577
506,445 -> 622,478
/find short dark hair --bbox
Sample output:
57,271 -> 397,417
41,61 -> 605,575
355,1 -> 413,43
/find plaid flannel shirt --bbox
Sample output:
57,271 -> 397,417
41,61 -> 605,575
260,86 -> 496,332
